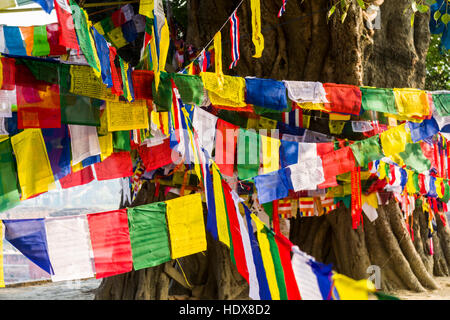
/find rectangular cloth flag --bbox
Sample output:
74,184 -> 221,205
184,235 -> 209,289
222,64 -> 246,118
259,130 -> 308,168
254,168 -> 291,204
127,202 -> 171,270
119,57 -> 134,102
32,25 -> 50,56
61,94 -> 101,127
250,0 -> 264,58
3,26 -> 27,56
11,129 -> 55,200
349,135 -> 383,168
393,88 -> 430,120
44,215 -> 95,282
360,87 -> 397,114
192,107 -> 218,157
200,72 -> 247,108
379,123 -> 411,157
94,151 -> 133,181
291,246 -> 323,300
332,273 -> 375,300
215,119 -> 238,177
69,65 -> 118,101
321,146 -> 356,181
138,137 -> 173,171
237,128 -> 260,180
166,193 -> 207,259
87,209 -> 133,279
46,23 -> 69,55
41,126 -> 72,181
260,133 -> 281,174
322,83 -> 362,115
3,219 -> 54,275
92,27 -> 112,88
106,100 -> 149,131
245,78 -> 288,111
0,139 -> 20,212
59,166 -> 95,189
68,125 -> 101,165
54,0 -> 79,50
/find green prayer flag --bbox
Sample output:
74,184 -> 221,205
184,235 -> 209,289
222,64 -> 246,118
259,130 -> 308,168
373,291 -> 400,300
22,59 -> 59,85
32,25 -> 50,57
432,93 -> 450,116
360,87 -> 397,114
70,0 -> 101,75
350,135 -> 383,168
399,143 -> 431,173
265,226 -> 288,300
113,131 -> 131,151
0,139 -> 20,212
217,109 -> 248,128
237,129 -> 260,180
58,64 -> 71,94
152,72 -> 205,111
100,17 -> 115,34
127,202 -> 171,270
442,182 -> 450,203
60,94 -> 101,126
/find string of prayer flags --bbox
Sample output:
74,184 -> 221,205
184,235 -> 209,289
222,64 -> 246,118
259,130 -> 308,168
93,151 -> 133,181
58,166 -> 95,189
260,133 -> 281,174
0,138 -> 20,212
3,219 -> 54,275
166,193 -> 207,259
44,216 -> 95,282
237,129 -> 260,180
250,0 -> 264,58
68,125 -> 101,165
127,202 -> 171,270
215,119 -> 238,177
11,129 -> 55,200
87,209 -> 133,279
229,10 -> 241,69
245,78 -> 288,111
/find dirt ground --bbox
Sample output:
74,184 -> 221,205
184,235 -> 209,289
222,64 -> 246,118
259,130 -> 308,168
392,277 -> 450,300
1,277 -> 450,300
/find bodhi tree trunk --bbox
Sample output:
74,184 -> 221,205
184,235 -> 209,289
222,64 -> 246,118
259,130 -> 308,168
95,0 -> 450,299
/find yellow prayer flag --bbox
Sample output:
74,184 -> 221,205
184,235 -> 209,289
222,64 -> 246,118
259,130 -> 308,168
11,129 -> 55,200
108,27 -> 128,48
212,162 -> 231,248
71,161 -> 84,173
251,213 -> 280,300
260,134 -> 280,174
139,0 -> 155,19
333,273 -> 375,300
98,132 -> 113,161
296,102 -> 329,112
159,19 -> 170,74
379,123 -> 411,157
362,192 -> 378,209
165,193 -> 207,259
0,0 -> 15,9
70,65 -> 118,102
393,88 -> 430,120
201,72 -> 247,108
436,177 -> 444,199
106,100 -> 149,131
213,31 -> 224,88
406,169 -> 416,194
250,0 -> 264,58
329,113 -> 351,121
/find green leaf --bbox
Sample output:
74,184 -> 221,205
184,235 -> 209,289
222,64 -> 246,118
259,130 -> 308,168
328,4 -> 336,19
441,13 -> 450,24
434,10 -> 441,21
417,4 -> 430,13
356,0 -> 366,9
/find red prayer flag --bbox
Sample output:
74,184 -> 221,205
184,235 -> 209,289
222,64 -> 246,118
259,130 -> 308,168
46,23 -> 68,56
54,0 -> 79,50
109,46 -> 123,96
215,119 -> 238,177
1,57 -> 16,90
222,180 -> 249,283
87,209 -> 133,279
323,83 -> 362,116
111,9 -> 126,27
274,233 -> 302,300
132,70 -> 154,101
321,146 -> 355,180
94,151 -> 133,181
138,138 -> 174,171
59,166 -> 95,189
316,142 -> 338,188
